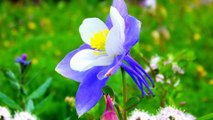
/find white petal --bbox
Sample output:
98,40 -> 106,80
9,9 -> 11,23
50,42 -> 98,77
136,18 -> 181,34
106,7 -> 125,56
79,18 -> 108,45
70,49 -> 114,71
106,26 -> 124,55
110,7 -> 125,34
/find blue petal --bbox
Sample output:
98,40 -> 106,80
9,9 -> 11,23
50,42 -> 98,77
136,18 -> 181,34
55,44 -> 93,83
124,16 -> 141,51
106,0 -> 128,29
112,0 -> 128,18
76,67 -> 108,117
125,54 -> 155,87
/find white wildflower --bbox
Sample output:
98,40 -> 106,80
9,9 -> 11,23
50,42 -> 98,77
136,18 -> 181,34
155,74 -> 164,83
128,109 -> 155,120
156,106 -> 195,120
166,79 -> 171,84
144,0 -> 156,10
150,55 -> 160,70
172,63 -> 184,74
145,66 -> 151,73
14,111 -> 37,120
174,79 -> 180,87
0,106 -> 11,120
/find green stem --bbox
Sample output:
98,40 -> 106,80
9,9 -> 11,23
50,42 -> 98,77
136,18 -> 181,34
121,68 -> 127,120
20,68 -> 26,110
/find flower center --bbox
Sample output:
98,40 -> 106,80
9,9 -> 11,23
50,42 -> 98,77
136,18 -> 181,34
90,29 -> 109,51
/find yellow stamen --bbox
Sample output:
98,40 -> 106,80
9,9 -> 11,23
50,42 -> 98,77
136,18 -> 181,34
90,29 -> 109,51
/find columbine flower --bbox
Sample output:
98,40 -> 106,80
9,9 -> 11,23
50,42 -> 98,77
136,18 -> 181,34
14,111 -> 37,120
55,0 -> 154,117
156,106 -> 196,120
128,109 -> 155,120
101,95 -> 118,120
0,106 -> 11,120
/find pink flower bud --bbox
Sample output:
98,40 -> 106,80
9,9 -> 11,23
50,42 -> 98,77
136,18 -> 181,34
101,95 -> 118,120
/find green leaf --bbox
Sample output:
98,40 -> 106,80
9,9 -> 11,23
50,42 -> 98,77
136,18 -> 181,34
102,86 -> 114,98
25,72 -> 40,86
26,99 -> 34,113
27,77 -> 52,100
124,96 -> 141,111
4,70 -> 17,81
33,94 -> 54,113
197,113 -> 213,120
1,70 -> 20,90
0,92 -> 21,110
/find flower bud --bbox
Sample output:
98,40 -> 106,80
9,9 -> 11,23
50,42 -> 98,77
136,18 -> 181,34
101,95 -> 118,120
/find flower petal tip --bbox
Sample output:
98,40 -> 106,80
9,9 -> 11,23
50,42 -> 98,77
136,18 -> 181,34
55,64 -> 62,74
77,111 -> 84,118
152,84 -> 155,88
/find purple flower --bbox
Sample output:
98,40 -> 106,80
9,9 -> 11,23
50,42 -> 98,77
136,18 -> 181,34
101,95 -> 118,120
55,0 -> 154,117
16,54 -> 31,73
16,54 -> 31,66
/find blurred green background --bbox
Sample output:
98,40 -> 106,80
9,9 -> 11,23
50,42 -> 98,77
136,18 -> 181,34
0,0 -> 212,119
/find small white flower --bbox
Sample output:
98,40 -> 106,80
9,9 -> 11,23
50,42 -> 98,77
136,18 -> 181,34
173,79 -> 180,87
150,55 -> 160,70
155,74 -> 164,83
184,113 -> 196,120
14,111 -> 37,120
145,66 -> 151,73
163,60 -> 172,66
128,109 -> 155,120
172,63 -> 184,74
0,106 -> 11,120
166,79 -> 171,84
144,0 -> 156,10
156,106 -> 195,120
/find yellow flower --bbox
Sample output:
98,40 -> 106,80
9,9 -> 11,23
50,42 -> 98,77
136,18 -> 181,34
193,33 -> 201,41
209,79 -> 213,85
54,50 -> 61,57
3,41 -> 10,48
32,58 -> 38,65
197,65 -> 207,77
28,21 -> 37,30
159,6 -> 167,18
152,30 -> 160,45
